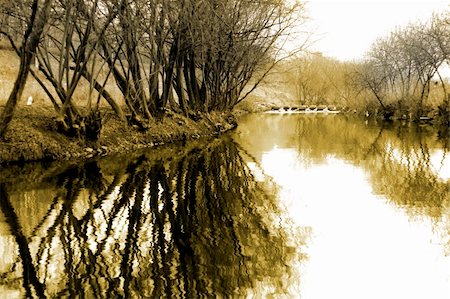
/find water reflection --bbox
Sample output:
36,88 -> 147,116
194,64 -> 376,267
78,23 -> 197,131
0,138 -> 301,298
235,114 -> 449,212
1,114 -> 449,298
234,114 -> 449,299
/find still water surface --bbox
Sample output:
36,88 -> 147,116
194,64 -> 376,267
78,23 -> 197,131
0,114 -> 449,298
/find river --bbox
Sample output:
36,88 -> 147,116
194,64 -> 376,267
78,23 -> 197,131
0,114 -> 449,298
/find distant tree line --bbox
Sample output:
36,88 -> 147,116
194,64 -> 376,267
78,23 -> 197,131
357,12 -> 450,120
0,0 -> 305,139
283,52 -> 357,106
285,12 -> 450,123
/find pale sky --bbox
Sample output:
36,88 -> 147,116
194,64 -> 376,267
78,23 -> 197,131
305,0 -> 449,61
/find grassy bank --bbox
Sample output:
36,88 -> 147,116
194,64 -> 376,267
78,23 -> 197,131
0,104 -> 237,164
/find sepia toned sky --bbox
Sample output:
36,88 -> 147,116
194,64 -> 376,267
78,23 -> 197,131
305,0 -> 449,61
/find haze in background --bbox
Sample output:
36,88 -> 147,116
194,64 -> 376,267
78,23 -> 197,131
306,0 -> 449,61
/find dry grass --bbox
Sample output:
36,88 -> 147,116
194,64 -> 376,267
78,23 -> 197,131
0,47 -> 126,110
0,48 -> 20,102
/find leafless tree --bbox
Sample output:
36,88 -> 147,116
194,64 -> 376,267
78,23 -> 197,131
0,0 -> 53,139
352,15 -> 450,119
32,0 -> 123,139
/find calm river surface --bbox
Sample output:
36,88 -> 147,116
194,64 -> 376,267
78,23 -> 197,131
0,114 -> 449,298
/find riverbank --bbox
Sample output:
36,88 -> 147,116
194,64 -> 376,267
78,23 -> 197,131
0,105 -> 237,164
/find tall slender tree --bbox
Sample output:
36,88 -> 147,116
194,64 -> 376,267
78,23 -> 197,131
0,0 -> 53,139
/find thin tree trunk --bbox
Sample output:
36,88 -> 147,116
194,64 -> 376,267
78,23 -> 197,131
0,0 -> 53,139
82,68 -> 126,122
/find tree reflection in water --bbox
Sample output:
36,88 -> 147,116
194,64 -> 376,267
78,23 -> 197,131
301,118 -> 448,220
236,114 -> 449,254
0,138 -> 299,298
236,114 -> 448,220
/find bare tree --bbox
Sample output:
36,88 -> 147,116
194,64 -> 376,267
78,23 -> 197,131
0,0 -> 53,139
32,0 -> 123,138
351,60 -> 388,110
355,16 -> 449,119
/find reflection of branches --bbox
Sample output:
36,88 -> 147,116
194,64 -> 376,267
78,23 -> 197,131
378,127 -> 447,215
246,115 -> 447,219
240,114 -> 449,254
0,184 -> 45,298
362,125 -> 385,160
2,138 -> 295,298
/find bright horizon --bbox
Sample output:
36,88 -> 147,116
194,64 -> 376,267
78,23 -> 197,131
305,0 -> 449,61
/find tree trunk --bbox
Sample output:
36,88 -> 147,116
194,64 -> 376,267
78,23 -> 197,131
82,68 -> 126,122
0,0 -> 53,139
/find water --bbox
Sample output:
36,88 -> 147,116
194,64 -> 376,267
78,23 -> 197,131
0,114 -> 449,298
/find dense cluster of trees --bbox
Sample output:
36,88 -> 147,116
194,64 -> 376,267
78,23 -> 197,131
0,0 -> 305,139
285,12 -> 450,123
357,13 -> 450,120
